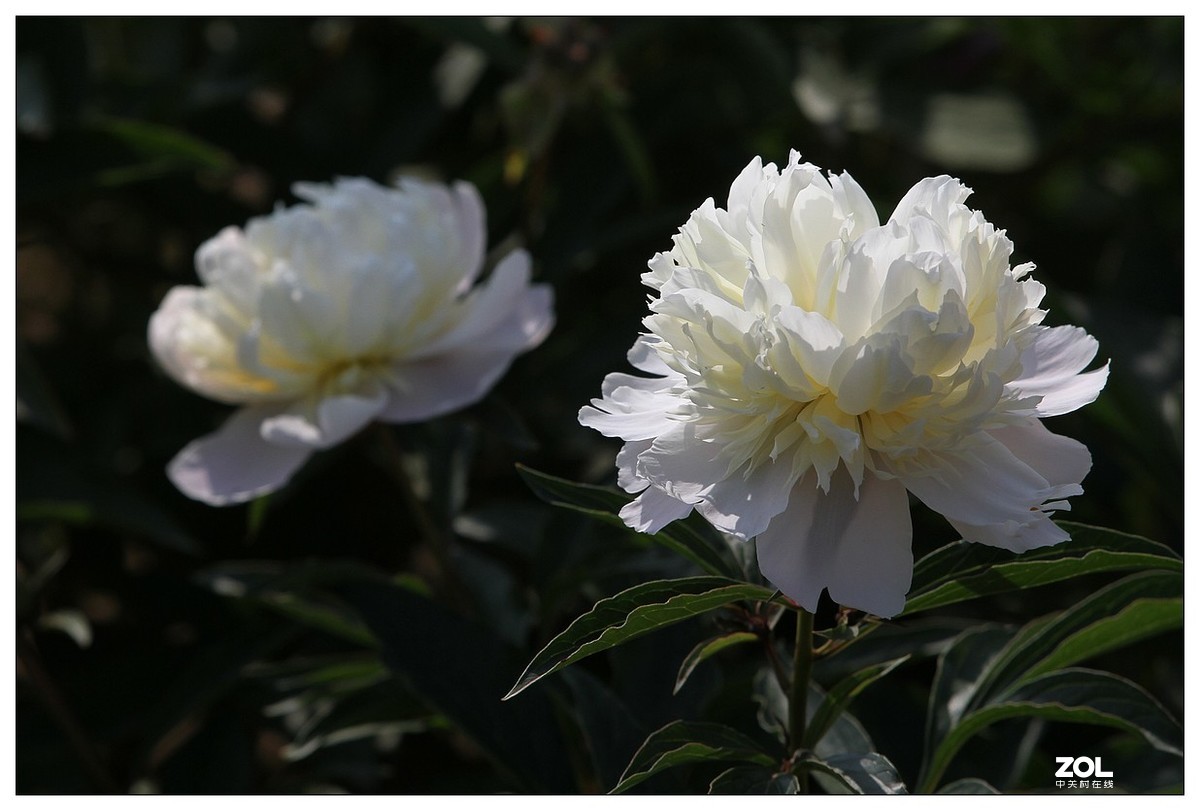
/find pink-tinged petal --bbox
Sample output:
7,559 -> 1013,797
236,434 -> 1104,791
619,485 -> 694,533
261,382 -> 389,449
755,471 -> 912,617
1011,325 -> 1109,416
168,406 -> 311,506
897,431 -> 1070,529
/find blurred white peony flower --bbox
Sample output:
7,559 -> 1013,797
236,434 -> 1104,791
151,177 -> 553,505
580,151 -> 1107,617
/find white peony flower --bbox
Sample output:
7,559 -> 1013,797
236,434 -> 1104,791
580,151 -> 1107,617
151,176 -> 553,505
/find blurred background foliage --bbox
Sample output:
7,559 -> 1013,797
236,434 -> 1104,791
15,17 -> 1182,794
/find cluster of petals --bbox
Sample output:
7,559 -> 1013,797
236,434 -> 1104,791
580,151 -> 1107,617
150,177 -> 553,505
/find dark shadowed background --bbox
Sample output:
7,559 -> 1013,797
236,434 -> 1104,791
15,17 -> 1182,794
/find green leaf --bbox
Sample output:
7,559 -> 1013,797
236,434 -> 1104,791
708,765 -> 798,794
800,752 -> 908,794
937,778 -> 1001,794
971,571 -> 1183,707
805,656 -> 909,748
674,631 -> 759,695
505,576 -> 778,700
559,668 -> 647,792
515,464 -> 741,578
813,617 -> 976,684
332,578 -> 577,793
922,625 -> 1018,775
903,522 -> 1181,615
611,720 -> 774,794
921,668 -> 1183,792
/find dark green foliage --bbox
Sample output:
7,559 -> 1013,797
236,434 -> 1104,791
16,17 -> 1181,794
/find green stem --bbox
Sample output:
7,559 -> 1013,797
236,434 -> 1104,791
790,607 -> 815,792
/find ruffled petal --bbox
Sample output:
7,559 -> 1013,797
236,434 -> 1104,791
897,430 -> 1073,529
168,406 -> 312,506
1010,325 -> 1109,416
619,485 -> 694,533
694,457 -> 796,539
755,471 -> 912,617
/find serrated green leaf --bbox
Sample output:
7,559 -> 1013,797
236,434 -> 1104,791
708,765 -> 799,794
611,720 -> 774,794
800,752 -> 908,794
515,464 -> 740,578
903,522 -> 1180,615
921,668 -> 1183,792
505,576 -> 778,699
971,571 -> 1182,707
674,631 -> 759,695
806,656 -> 909,748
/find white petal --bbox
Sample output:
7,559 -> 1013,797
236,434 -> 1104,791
260,382 -> 388,450
888,175 -> 971,225
989,419 -> 1091,492
578,373 -> 681,441
379,345 -> 524,424
1010,325 -> 1109,416
451,180 -> 487,294
619,485 -> 694,533
409,251 -> 553,358
694,457 -> 796,539
898,431 -> 1067,528
194,226 -> 264,310
948,513 -> 1069,554
615,439 -> 652,493
755,471 -> 912,617
168,406 -> 312,506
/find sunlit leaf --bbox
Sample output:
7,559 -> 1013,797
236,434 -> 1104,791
708,765 -> 798,794
921,668 -> 1183,792
799,751 -> 908,794
506,577 -> 778,700
611,720 -> 774,794
516,464 -> 741,578
971,571 -> 1182,706
903,522 -> 1180,615
674,631 -> 759,695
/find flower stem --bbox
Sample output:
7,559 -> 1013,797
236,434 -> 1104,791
790,606 -> 815,791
